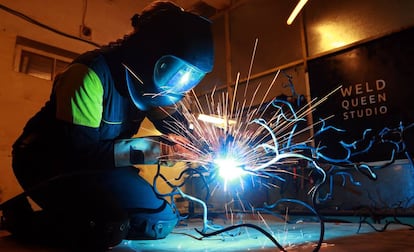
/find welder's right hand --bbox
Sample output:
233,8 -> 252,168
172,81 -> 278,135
160,134 -> 199,162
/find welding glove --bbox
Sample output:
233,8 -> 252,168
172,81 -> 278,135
114,135 -> 197,167
161,134 -> 199,162
114,136 -> 162,167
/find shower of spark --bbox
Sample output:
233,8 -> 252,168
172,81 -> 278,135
158,69 -> 342,198
145,39 -> 339,195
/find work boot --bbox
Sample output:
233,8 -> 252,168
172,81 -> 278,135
1,194 -> 35,239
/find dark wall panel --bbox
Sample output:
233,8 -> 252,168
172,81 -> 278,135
308,27 -> 414,162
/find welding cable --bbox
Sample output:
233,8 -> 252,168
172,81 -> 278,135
136,161 -> 210,227
151,162 -> 181,198
405,151 -> 414,168
391,216 -> 414,230
357,216 -> 397,233
151,163 -> 215,226
310,174 -> 325,209
174,166 -> 212,201
195,223 -> 287,252
0,3 -> 101,47
357,215 -> 414,233
152,162 -> 211,202
151,162 -> 184,198
174,165 -> 208,182
264,198 -> 325,252
173,166 -> 210,190
354,206 -> 414,232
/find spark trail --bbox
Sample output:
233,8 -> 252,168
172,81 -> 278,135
160,71 -> 341,195
153,71 -> 335,252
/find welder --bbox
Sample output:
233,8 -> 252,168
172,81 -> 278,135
1,0 -> 214,249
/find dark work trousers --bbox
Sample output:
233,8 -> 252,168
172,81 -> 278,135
6,145 -> 178,250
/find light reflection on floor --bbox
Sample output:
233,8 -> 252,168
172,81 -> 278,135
1,214 -> 414,251
109,216 -> 413,252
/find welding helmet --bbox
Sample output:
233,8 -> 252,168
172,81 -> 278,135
124,5 -> 214,111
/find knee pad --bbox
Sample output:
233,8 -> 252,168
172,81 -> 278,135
126,217 -> 178,240
77,216 -> 130,249
126,201 -> 178,240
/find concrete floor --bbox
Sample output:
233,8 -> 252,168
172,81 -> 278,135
1,215 -> 414,252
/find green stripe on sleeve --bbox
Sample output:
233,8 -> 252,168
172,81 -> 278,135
55,63 -> 103,127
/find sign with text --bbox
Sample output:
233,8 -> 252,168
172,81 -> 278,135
308,27 -> 414,162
